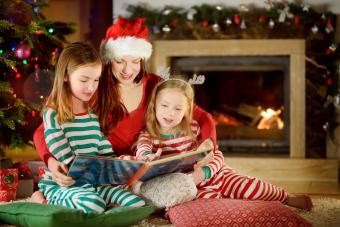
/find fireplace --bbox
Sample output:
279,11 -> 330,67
152,39 -> 305,158
171,56 -> 290,154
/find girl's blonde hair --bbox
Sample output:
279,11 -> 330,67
44,42 -> 101,123
146,78 -> 195,138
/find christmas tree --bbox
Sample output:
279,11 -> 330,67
0,0 -> 74,151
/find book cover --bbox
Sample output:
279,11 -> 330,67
68,139 -> 213,186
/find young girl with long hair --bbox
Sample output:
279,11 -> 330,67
135,77 -> 313,211
31,42 -> 145,213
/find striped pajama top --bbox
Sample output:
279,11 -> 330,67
42,108 -> 114,180
135,120 -> 225,179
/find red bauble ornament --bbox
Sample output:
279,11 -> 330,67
294,16 -> 301,25
326,78 -> 333,86
14,43 -> 31,59
233,15 -> 241,25
171,19 -> 177,27
202,20 -> 209,28
258,15 -> 266,24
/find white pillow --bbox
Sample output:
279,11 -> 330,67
137,173 -> 197,209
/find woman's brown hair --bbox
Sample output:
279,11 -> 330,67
94,59 -> 148,134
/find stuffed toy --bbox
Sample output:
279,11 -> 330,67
132,173 -> 197,209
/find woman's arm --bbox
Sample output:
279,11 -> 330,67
192,105 -> 217,145
33,123 -> 52,165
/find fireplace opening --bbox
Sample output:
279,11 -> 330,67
171,56 -> 290,154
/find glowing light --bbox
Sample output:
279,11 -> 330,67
15,73 -> 21,79
0,50 -> 3,54
48,28 -> 54,33
257,108 -> 284,130
40,95 -> 44,99
22,59 -> 28,64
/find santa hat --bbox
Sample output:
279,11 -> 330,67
100,17 -> 152,63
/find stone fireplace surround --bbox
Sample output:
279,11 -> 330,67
152,39 -> 305,158
151,40 -> 339,194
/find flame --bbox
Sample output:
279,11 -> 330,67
257,108 -> 284,130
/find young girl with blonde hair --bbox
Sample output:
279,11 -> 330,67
135,77 -> 313,211
32,42 -> 145,213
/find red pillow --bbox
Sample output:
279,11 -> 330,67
166,198 -> 311,227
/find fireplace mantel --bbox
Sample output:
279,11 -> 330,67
151,39 -> 305,158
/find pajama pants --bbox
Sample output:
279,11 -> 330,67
196,165 -> 288,203
39,180 -> 145,213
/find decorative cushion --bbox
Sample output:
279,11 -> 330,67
139,173 -> 197,209
166,198 -> 311,227
0,202 -> 155,227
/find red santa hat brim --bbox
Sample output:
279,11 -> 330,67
100,36 -> 152,63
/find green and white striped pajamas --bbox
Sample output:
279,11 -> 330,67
39,108 -> 145,213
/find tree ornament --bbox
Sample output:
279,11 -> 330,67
325,19 -> 334,33
294,16 -> 301,25
258,15 -> 266,24
33,6 -> 40,14
264,0 -> 273,10
302,4 -> 310,12
34,64 -> 39,81
212,23 -> 220,32
186,8 -> 197,21
152,25 -> 160,34
162,9 -> 171,15
268,19 -> 275,29
216,5 -> 222,11
325,43 -> 337,55
311,25 -> 319,34
31,110 -> 36,117
233,15 -> 241,25
278,6 -> 293,23
202,20 -> 209,28
225,17 -> 232,26
161,24 -> 171,33
321,13 -> 326,20
323,122 -> 329,131
326,78 -> 333,85
14,43 -> 31,59
240,19 -> 246,29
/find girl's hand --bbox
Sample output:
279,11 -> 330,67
137,148 -> 162,162
188,168 -> 205,185
47,157 -> 75,187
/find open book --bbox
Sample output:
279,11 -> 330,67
68,139 -> 214,186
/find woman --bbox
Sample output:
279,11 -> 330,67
32,17 -> 216,188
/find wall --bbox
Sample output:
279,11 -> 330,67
42,0 -> 91,42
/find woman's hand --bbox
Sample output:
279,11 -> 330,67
47,157 -> 75,187
188,167 -> 205,185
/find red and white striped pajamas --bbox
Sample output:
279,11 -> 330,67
136,120 -> 288,203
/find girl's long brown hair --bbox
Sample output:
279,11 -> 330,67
94,59 -> 148,134
44,42 -> 100,123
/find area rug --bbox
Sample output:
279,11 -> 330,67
1,197 -> 339,227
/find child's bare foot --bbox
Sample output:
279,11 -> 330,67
29,191 -> 45,204
286,194 -> 313,211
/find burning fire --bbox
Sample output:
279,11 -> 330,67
257,108 -> 284,130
